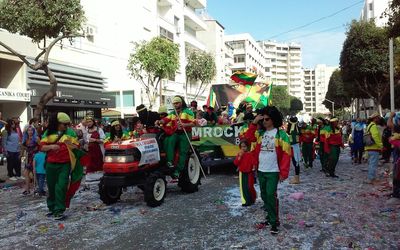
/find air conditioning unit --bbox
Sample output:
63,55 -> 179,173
86,26 -> 95,37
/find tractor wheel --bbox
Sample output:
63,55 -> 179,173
99,178 -> 122,205
144,172 -> 166,207
179,152 -> 201,193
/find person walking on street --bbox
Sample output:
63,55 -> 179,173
21,125 -> 39,195
351,118 -> 364,164
325,118 -> 344,178
244,106 -> 291,235
364,113 -> 383,185
319,118 -> 332,173
388,112 -> 400,203
287,116 -> 301,184
85,116 -> 105,173
2,119 -> 22,181
40,112 -> 83,220
300,121 -> 315,168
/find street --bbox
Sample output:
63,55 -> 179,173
0,148 -> 399,249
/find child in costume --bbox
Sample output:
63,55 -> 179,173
234,139 -> 257,206
33,151 -> 46,196
130,117 -> 147,138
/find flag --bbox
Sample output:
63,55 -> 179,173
206,88 -> 217,108
230,71 -> 257,86
256,82 -> 273,108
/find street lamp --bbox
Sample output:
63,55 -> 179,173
325,98 -> 335,117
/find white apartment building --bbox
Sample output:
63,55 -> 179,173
0,0 -> 212,121
303,65 -> 337,114
258,41 -> 304,101
361,0 -> 389,27
197,19 -> 233,86
225,34 -> 267,81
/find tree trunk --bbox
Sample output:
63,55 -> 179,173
33,65 -> 57,119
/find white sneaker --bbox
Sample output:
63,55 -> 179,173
17,176 -> 25,180
9,177 -> 18,181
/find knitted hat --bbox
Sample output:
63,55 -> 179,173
172,96 -> 182,104
158,105 -> 168,114
111,120 -> 120,127
57,112 -> 71,123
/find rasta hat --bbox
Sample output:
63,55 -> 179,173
85,116 -> 95,122
158,105 -> 168,114
172,96 -> 182,104
57,112 -> 71,124
316,117 -> 324,123
369,112 -> 380,119
136,104 -> 147,113
111,120 -> 120,127
330,117 -> 339,122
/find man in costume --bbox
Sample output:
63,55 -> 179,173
40,112 -> 84,220
325,118 -> 343,178
244,106 -> 291,235
287,116 -> 301,184
300,121 -> 316,168
157,96 -> 195,178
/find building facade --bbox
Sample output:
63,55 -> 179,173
361,0 -> 389,27
258,41 -> 304,101
303,64 -> 337,114
225,34 -> 267,81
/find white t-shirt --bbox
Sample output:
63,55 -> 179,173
258,128 -> 279,173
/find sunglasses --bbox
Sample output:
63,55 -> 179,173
264,118 -> 271,121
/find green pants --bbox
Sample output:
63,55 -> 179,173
163,132 -> 191,174
302,142 -> 313,167
319,142 -> 328,172
258,171 -> 280,227
327,145 -> 340,175
46,162 -> 71,215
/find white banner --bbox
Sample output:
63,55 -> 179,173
132,138 -> 160,166
0,88 -> 31,102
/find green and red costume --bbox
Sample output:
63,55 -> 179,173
300,124 -> 316,168
40,128 -> 85,215
319,125 -> 331,172
244,123 -> 291,227
326,127 -> 343,176
162,108 -> 195,176
234,151 -> 257,206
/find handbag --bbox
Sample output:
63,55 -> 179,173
363,124 -> 375,146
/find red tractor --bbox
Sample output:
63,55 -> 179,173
98,134 -> 201,207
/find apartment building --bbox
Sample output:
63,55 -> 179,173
361,0 -> 389,27
225,34 -> 267,81
303,65 -> 337,114
258,41 -> 304,100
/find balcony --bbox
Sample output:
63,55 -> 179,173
183,31 -> 206,51
185,0 -> 206,9
157,0 -> 173,7
184,6 -> 207,31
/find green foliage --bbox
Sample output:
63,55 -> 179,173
186,50 -> 216,84
270,86 -> 290,114
127,37 -> 179,106
0,0 -> 85,43
289,96 -> 303,114
386,0 -> 400,38
128,37 -> 179,81
340,20 -> 390,106
324,70 -> 352,110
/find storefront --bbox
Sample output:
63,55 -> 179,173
27,61 -> 115,124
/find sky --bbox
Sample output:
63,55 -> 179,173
206,0 -> 364,68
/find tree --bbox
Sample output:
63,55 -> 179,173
323,70 -> 352,111
127,37 -> 179,108
185,49 -> 216,100
340,20 -> 392,114
0,0 -> 85,118
270,86 -> 290,115
386,0 -> 400,38
289,96 -> 303,115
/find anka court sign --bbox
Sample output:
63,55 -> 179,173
0,88 -> 31,102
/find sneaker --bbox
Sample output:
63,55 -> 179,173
54,214 -> 66,221
9,177 -> 18,181
270,226 -> 279,235
17,176 -> 25,180
167,162 -> 175,169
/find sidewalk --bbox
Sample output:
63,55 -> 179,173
0,162 -> 25,189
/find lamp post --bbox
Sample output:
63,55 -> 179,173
325,98 -> 335,117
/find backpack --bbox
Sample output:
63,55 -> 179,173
363,124 -> 375,146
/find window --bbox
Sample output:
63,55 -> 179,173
160,27 -> 174,41
110,91 -> 135,108
369,3 -> 373,11
229,41 -> 245,50
234,55 -> 245,63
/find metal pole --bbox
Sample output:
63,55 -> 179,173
333,102 -> 335,117
389,38 -> 395,112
